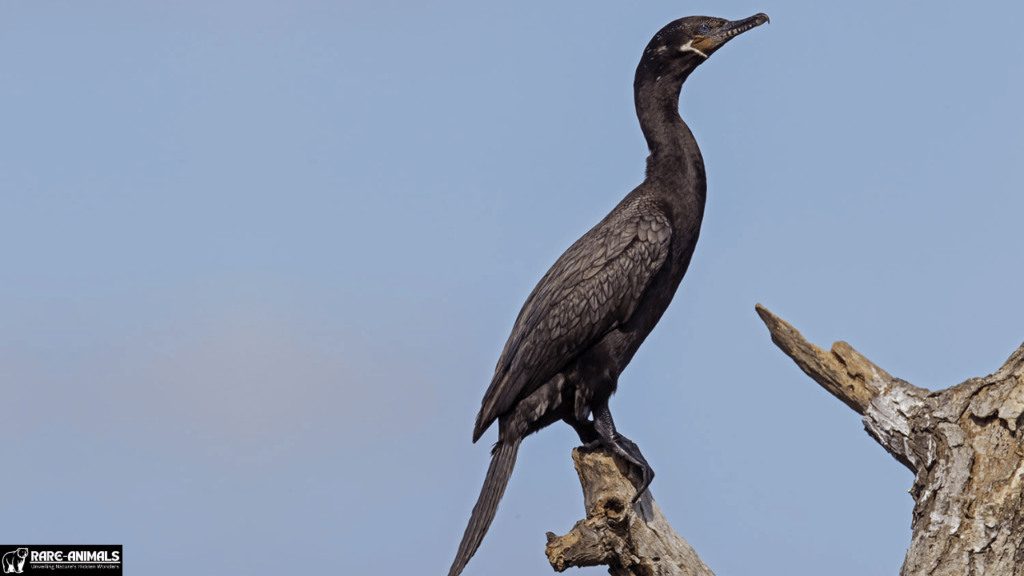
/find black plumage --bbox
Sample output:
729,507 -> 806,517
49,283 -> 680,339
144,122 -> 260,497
449,13 -> 768,576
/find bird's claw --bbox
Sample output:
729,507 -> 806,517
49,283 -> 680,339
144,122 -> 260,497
631,464 -> 655,503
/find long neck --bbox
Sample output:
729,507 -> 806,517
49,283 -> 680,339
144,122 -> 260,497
633,66 -> 703,179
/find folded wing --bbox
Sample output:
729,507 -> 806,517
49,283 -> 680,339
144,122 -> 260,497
473,197 -> 672,441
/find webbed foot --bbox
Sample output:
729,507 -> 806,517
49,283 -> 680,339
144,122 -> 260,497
590,398 -> 655,503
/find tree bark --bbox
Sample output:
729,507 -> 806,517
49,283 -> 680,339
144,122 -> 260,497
545,446 -> 715,576
542,305 -> 1023,575
756,304 -> 1024,575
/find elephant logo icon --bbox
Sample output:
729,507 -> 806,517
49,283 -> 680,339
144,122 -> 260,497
1,548 -> 27,574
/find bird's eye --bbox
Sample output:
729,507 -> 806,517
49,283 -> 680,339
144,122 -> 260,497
696,23 -> 711,36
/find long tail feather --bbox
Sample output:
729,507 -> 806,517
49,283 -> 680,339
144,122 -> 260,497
447,437 -> 522,576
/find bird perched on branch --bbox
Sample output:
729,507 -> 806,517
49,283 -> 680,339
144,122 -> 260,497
449,13 -> 769,576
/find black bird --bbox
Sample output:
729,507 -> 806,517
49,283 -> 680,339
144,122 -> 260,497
449,13 -> 768,576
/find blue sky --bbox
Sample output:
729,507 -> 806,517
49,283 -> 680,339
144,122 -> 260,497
1,1 -> 1022,574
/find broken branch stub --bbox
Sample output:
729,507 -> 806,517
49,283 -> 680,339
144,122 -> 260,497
545,446 -> 715,576
756,303 -> 1024,575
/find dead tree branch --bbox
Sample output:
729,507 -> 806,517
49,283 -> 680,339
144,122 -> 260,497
756,303 -> 1024,575
545,446 -> 715,576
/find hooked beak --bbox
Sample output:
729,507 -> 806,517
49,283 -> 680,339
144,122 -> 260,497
697,13 -> 769,56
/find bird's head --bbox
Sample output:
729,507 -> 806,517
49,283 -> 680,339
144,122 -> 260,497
639,13 -> 769,77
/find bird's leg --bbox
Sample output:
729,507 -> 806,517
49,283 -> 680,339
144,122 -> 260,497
590,396 -> 654,503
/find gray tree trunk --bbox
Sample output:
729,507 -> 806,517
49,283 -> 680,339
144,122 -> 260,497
543,305 -> 1024,575
756,304 -> 1024,575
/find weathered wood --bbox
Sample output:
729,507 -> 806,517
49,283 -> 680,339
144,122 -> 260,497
756,304 -> 1024,575
545,446 -> 715,576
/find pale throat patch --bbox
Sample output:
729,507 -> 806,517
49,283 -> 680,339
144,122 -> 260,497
679,39 -> 708,59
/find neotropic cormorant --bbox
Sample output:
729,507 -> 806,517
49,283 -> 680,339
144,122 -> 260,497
449,14 -> 769,576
